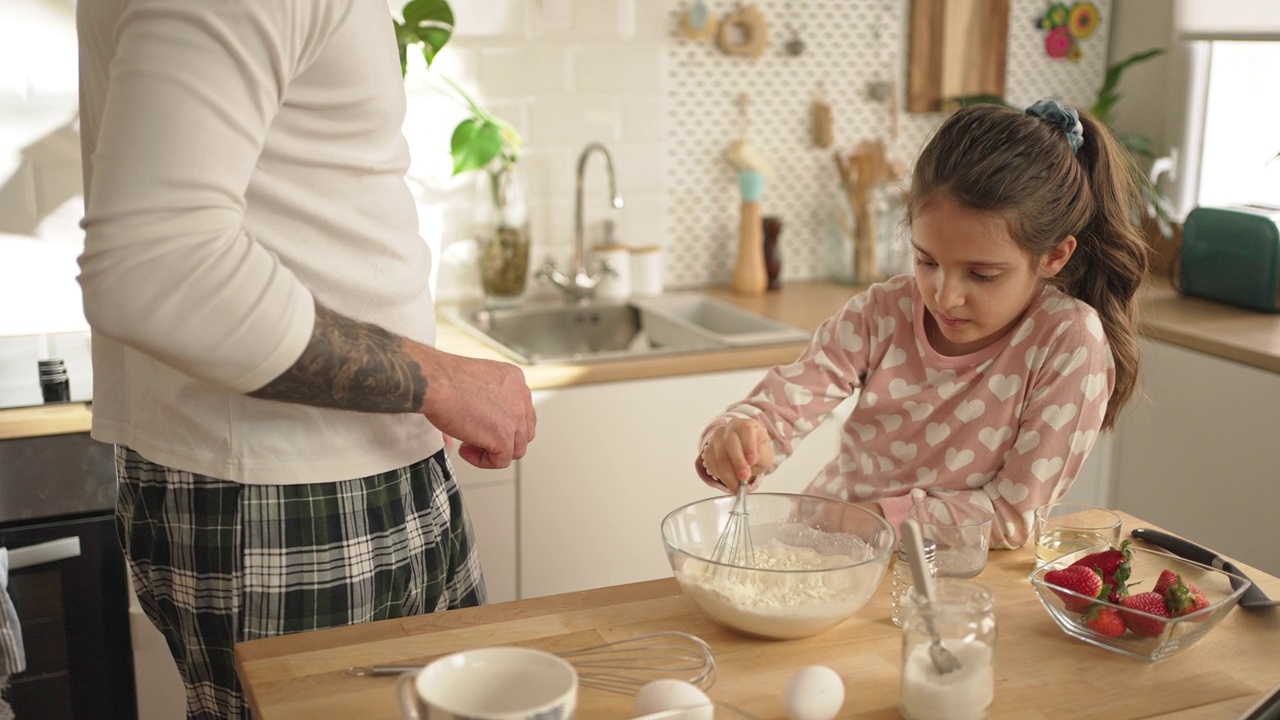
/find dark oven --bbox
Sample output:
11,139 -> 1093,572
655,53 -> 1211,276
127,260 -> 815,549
0,432 -> 136,720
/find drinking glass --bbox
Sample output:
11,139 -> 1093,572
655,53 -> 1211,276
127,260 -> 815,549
1032,502 -> 1123,567
906,499 -> 994,578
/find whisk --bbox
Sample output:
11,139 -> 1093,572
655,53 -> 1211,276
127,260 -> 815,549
710,481 -> 755,575
346,630 -> 717,696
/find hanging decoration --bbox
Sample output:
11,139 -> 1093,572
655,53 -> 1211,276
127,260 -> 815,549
1036,2 -> 1100,62
678,0 -> 718,42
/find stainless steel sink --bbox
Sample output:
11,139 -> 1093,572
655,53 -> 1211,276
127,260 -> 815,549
442,292 -> 811,365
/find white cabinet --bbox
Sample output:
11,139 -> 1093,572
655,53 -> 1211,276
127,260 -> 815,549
517,369 -> 844,599
1114,339 -> 1280,576
449,450 -> 518,603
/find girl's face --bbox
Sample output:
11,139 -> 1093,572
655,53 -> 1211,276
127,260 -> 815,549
912,196 -> 1075,356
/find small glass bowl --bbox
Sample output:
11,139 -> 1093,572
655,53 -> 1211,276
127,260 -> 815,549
1028,545 -> 1251,661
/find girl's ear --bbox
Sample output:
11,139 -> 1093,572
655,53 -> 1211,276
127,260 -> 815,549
1039,236 -> 1077,278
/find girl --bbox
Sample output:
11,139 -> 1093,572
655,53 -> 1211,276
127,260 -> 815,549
695,100 -> 1149,548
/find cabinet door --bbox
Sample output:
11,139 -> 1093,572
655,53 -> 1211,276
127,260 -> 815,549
1115,339 -> 1280,576
449,451 -> 518,603
519,369 -> 844,599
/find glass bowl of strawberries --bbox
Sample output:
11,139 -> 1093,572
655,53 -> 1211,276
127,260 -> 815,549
1028,541 -> 1252,661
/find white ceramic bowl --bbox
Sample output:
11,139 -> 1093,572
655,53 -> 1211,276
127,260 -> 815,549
660,492 -> 896,640
397,646 -> 577,720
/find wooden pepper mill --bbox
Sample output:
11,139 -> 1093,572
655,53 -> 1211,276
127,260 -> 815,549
732,170 -> 769,296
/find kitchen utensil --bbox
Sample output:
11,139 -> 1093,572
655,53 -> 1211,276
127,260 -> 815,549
1029,545 -> 1251,661
900,519 -> 961,675
710,481 -> 755,575
661,493 -> 895,640
1131,528 -> 1280,608
348,631 -> 717,696
393,646 -> 577,720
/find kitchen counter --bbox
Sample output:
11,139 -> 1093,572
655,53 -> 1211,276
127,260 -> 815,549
235,511 -> 1280,719
6,275 -> 1280,441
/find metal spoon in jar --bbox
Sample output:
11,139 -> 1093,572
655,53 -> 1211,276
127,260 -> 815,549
901,519 -> 961,675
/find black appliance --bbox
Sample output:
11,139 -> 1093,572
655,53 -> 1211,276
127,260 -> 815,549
0,431 -> 136,720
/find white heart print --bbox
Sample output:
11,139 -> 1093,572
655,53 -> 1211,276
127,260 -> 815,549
996,478 -> 1030,504
851,423 -> 878,441
877,316 -> 896,342
978,425 -> 1013,450
1085,313 -> 1104,340
903,401 -> 934,422
1014,430 -> 1041,454
860,391 -> 879,408
926,367 -> 957,387
1069,429 -> 1097,454
1052,349 -> 1087,376
945,447 -> 976,471
889,378 -> 921,398
955,399 -> 985,423
1032,456 -> 1065,482
988,374 -> 1022,401
1081,372 -> 1105,401
937,380 -> 969,400
838,320 -> 864,353
891,441 -> 918,461
883,346 -> 907,368
877,414 -> 904,432
1011,318 -> 1035,346
926,422 -> 951,446
916,467 -> 938,486
966,471 -> 995,488
1041,403 -> 1078,430
784,383 -> 814,405
1024,345 -> 1048,369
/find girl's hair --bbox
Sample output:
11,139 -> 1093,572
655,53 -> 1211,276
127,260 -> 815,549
906,103 -> 1149,430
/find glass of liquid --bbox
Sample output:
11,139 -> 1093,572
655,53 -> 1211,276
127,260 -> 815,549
1032,502 -> 1123,567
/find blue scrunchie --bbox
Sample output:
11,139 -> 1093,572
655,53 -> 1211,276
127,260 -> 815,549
1026,99 -> 1084,153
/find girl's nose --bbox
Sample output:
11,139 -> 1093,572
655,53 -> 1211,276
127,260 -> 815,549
936,276 -> 965,311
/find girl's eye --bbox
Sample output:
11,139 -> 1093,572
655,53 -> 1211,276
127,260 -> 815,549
972,272 -> 996,282
914,256 -> 937,267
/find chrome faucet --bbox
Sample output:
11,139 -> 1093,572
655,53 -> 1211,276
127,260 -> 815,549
536,142 -> 624,303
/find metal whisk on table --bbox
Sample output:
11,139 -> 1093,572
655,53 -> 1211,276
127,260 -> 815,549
710,481 -> 755,576
346,631 -> 717,696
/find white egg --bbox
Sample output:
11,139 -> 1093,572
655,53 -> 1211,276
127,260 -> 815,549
634,678 -> 714,719
783,665 -> 844,720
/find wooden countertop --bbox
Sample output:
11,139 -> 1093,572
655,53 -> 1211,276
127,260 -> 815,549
6,275 -> 1280,441
236,511 -> 1280,720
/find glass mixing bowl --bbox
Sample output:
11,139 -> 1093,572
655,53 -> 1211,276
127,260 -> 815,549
660,492 -> 896,640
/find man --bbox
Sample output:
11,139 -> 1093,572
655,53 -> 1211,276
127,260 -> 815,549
75,0 -> 534,717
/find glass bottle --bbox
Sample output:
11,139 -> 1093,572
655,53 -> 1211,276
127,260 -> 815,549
38,358 -> 71,403
892,537 -> 937,628
826,186 -> 857,284
874,181 -> 909,278
900,580 -> 997,720
476,162 -> 530,305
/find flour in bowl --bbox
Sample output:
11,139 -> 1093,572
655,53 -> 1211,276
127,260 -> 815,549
674,522 -> 884,639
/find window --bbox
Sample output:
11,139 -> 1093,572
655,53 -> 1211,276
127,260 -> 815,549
1196,42 -> 1280,208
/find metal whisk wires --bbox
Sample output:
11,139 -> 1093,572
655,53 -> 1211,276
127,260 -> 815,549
558,631 -> 716,695
710,481 -> 755,577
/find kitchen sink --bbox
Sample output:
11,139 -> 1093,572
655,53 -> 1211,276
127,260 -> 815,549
442,292 -> 811,365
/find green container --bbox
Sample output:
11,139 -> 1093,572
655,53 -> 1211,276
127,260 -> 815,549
1180,205 -> 1280,313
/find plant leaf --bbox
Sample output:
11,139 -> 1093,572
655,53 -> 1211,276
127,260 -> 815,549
401,0 -> 454,67
451,119 -> 503,176
1091,48 -> 1163,123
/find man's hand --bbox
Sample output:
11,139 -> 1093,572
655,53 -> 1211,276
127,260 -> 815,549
411,345 -> 535,469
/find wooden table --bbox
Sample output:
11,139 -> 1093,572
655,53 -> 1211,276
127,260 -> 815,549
236,512 -> 1280,719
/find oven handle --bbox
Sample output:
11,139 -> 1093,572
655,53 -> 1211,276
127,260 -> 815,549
6,537 -> 83,571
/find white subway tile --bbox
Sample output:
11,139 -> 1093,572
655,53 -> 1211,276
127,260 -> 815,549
607,142 -> 665,193
526,94 -> 618,146
619,95 -> 668,143
615,191 -> 666,248
574,43 -> 664,93
452,0 -> 529,38
479,47 -> 569,95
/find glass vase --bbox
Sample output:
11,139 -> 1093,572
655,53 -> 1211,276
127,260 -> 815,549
476,163 -> 530,305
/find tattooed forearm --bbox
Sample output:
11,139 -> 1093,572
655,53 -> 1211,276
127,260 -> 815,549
248,303 -> 427,413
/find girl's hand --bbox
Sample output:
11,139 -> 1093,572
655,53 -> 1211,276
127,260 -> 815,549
700,418 -> 774,492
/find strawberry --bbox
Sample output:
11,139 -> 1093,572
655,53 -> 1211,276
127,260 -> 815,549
1165,577 -> 1212,620
1044,565 -> 1104,612
1154,568 -> 1200,597
1071,540 -> 1133,601
1119,592 -> 1172,637
1083,605 -> 1126,638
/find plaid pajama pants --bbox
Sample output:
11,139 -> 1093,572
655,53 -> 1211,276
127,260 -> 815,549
115,445 -> 485,720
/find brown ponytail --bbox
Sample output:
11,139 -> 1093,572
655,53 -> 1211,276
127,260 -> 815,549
907,103 -> 1149,430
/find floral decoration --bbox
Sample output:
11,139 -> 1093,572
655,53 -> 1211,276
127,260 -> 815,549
1037,1 -> 1100,62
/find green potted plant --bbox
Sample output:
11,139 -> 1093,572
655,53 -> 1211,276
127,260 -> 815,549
394,0 -> 530,301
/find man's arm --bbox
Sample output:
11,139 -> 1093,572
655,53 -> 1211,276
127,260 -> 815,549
248,303 -> 425,414
249,302 -> 536,469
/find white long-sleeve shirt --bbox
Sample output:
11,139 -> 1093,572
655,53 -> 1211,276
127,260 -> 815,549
76,0 -> 443,483
699,275 -> 1114,548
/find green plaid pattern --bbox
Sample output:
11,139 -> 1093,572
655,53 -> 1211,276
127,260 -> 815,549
116,446 -> 484,720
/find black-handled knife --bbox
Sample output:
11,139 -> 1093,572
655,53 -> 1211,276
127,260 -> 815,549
1130,528 -> 1278,609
